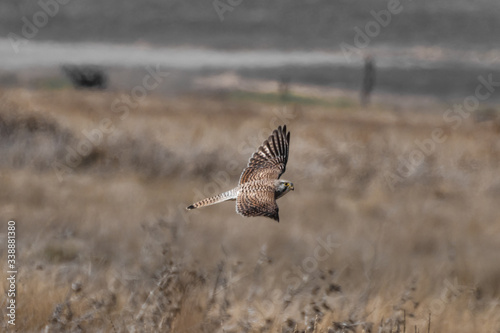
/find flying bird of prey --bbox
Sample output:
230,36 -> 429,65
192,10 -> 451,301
187,125 -> 293,222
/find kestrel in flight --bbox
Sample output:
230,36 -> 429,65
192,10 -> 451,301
187,125 -> 293,222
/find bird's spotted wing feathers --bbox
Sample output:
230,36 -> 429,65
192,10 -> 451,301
236,181 -> 279,222
187,125 -> 290,222
239,125 -> 290,184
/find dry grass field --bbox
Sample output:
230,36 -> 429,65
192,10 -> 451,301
1,87 -> 500,332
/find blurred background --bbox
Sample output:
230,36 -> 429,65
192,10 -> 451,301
1,1 -> 500,332
1,0 -> 500,98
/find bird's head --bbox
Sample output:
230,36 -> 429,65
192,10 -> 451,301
276,180 -> 294,199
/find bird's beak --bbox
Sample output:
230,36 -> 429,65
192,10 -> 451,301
290,185 -> 294,191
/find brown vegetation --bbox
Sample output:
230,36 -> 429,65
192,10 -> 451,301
1,88 -> 500,332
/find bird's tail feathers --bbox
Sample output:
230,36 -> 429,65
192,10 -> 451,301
187,188 -> 238,210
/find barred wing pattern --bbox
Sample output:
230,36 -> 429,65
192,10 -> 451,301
236,181 -> 279,221
186,124 -> 292,222
239,125 -> 290,184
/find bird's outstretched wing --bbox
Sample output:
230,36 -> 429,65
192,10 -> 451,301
239,125 -> 290,184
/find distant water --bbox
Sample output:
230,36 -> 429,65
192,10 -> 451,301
0,39 -> 346,69
2,39 -> 499,71
2,39 -> 500,99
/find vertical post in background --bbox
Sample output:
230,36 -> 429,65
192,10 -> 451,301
361,54 -> 376,107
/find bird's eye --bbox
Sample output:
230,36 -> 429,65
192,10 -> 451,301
285,182 -> 290,187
